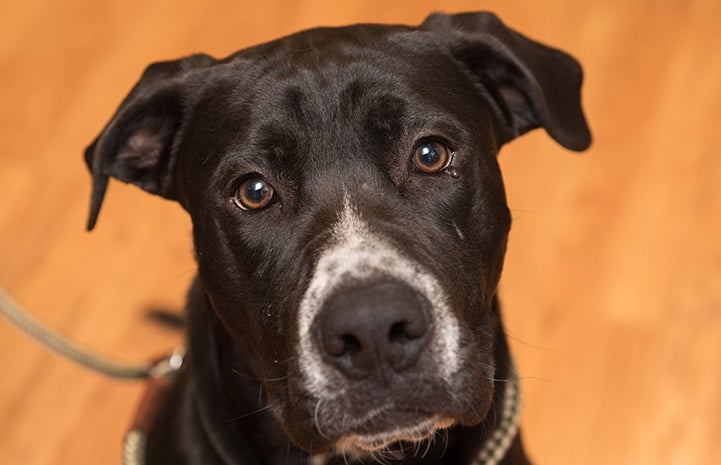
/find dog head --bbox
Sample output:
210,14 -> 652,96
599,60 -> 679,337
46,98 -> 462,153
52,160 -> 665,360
85,12 -> 590,454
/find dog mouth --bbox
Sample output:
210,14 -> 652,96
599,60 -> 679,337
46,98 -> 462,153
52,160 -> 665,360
333,406 -> 455,451
303,374 -> 489,453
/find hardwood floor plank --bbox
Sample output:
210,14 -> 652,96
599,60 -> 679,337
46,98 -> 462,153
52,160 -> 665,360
1,1 -> 719,463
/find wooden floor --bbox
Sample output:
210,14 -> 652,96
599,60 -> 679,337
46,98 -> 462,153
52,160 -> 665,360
1,0 -> 719,463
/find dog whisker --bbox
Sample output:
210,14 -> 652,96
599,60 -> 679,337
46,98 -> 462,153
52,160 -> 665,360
368,448 -> 391,465
441,427 -> 450,458
503,325 -> 555,352
230,368 -> 288,383
224,400 -> 279,422
420,435 -> 434,459
314,398 -> 331,440
509,208 -> 535,221
232,368 -> 288,383
485,363 -> 555,385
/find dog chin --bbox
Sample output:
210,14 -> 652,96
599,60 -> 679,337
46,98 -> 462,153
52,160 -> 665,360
336,415 -> 456,452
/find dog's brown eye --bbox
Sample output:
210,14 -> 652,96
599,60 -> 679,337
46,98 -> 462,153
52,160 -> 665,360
412,141 -> 452,174
235,178 -> 273,210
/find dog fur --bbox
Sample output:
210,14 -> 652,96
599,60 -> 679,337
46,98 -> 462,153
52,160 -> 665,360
85,11 -> 590,465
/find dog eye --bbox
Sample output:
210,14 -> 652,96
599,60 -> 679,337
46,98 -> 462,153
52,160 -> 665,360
412,141 -> 452,174
234,178 -> 274,210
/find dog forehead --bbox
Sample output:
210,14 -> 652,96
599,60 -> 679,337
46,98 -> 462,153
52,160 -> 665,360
189,22 -> 482,136
194,62 -> 410,167
212,23 -> 459,107
179,24 -> 488,191
233,22 -> 423,66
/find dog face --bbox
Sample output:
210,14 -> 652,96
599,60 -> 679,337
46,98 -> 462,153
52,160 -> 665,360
85,12 -> 590,454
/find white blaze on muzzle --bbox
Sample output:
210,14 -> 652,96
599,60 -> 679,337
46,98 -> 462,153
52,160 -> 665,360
297,197 -> 460,397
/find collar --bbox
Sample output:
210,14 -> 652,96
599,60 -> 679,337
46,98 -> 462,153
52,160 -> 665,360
122,355 -> 521,465
475,370 -> 522,465
122,349 -> 185,465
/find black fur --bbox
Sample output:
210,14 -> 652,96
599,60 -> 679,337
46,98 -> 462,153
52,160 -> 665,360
86,12 -> 590,465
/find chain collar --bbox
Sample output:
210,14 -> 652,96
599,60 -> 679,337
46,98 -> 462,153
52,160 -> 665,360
475,371 -> 522,464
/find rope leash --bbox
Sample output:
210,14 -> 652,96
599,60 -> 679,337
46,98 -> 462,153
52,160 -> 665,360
1,285 -> 183,465
0,285 -> 154,379
2,284 -> 520,465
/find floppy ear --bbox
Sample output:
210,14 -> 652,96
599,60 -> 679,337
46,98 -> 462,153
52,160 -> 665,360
84,53 -> 216,230
421,12 -> 591,151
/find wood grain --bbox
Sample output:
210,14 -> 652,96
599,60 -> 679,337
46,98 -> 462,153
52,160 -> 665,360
1,0 -> 719,463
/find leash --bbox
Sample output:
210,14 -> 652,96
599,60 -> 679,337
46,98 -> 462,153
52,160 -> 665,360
0,285 -> 184,465
0,285 -> 155,379
2,284 -> 519,465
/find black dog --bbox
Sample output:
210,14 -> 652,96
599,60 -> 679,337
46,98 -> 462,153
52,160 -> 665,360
85,11 -> 590,465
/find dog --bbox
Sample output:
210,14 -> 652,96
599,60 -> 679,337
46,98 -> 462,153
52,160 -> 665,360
85,11 -> 590,465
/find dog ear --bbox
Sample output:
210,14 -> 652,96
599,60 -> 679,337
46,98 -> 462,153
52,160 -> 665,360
421,12 -> 591,151
84,53 -> 216,230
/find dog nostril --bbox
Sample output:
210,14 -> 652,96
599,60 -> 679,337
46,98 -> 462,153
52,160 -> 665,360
388,320 -> 424,344
392,317 -> 427,340
389,322 -> 405,343
325,333 -> 362,357
340,334 -> 362,356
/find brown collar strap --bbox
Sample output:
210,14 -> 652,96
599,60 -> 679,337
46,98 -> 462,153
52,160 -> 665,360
122,350 -> 184,465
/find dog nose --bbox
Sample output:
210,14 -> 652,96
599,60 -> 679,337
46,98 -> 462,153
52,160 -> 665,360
314,282 -> 431,379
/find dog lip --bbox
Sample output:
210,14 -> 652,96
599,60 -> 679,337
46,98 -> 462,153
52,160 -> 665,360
335,406 -> 451,450
339,412 -> 451,451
